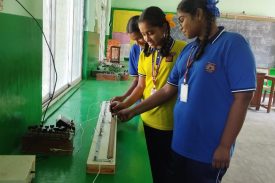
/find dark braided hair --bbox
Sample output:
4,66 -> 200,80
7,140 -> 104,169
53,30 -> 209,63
177,0 -> 216,60
126,15 -> 140,34
138,6 -> 171,57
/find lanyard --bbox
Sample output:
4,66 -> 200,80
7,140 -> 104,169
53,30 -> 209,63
183,46 -> 197,84
152,50 -> 162,89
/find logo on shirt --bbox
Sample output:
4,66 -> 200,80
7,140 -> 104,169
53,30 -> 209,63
205,62 -> 216,73
166,52 -> 176,62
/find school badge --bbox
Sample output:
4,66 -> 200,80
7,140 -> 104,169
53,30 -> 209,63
166,52 -> 176,62
205,62 -> 216,73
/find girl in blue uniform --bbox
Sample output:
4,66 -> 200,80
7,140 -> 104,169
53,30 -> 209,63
116,0 -> 256,182
111,15 -> 146,102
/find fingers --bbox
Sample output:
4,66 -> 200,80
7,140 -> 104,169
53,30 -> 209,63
112,103 -> 120,113
117,111 -> 127,122
110,101 -> 125,115
109,101 -> 118,113
109,100 -> 132,121
110,96 -> 124,103
110,101 -> 117,108
212,145 -> 231,169
117,110 -> 131,122
110,97 -> 117,104
212,159 -> 230,169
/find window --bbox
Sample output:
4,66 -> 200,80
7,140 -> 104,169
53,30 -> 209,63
42,0 -> 84,103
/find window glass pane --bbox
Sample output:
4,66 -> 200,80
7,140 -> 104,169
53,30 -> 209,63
42,0 -> 84,102
54,0 -> 70,90
42,0 -> 51,99
72,0 -> 84,81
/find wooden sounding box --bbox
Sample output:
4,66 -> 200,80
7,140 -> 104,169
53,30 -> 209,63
86,101 -> 117,174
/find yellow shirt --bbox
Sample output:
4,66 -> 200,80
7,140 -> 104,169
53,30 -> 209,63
138,40 -> 187,130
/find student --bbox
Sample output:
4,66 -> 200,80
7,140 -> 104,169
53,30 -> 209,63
111,6 -> 186,183
111,15 -> 146,102
116,0 -> 256,182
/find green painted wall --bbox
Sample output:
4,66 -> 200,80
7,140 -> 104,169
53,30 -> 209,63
111,0 -> 275,17
82,31 -> 100,79
0,12 -> 42,153
88,32 -> 100,75
1,0 -> 42,19
82,31 -> 89,79
83,0 -> 101,79
83,0 -> 98,79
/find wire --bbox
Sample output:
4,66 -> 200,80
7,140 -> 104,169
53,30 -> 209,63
92,165 -> 101,183
15,0 -> 58,124
74,121 -> 85,155
86,102 -> 101,122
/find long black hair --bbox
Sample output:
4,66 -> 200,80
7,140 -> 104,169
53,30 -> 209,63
177,0 -> 216,60
126,15 -> 140,34
138,6 -> 171,57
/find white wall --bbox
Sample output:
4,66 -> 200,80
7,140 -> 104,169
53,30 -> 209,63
219,0 -> 275,17
85,0 -> 111,33
111,0 -> 275,17
85,0 -> 96,32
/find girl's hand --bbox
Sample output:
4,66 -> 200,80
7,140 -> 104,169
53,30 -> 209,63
117,108 -> 135,122
111,96 -> 125,103
110,101 -> 126,114
212,145 -> 231,169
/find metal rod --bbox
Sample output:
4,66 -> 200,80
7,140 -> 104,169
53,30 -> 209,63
107,115 -> 116,159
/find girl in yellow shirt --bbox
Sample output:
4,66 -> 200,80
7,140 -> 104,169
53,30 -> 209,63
111,6 -> 186,183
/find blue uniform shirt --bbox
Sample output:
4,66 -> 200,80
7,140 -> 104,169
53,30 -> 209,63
167,27 -> 256,163
128,44 -> 141,77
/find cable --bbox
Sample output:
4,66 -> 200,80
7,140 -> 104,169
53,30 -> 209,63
86,102 -> 101,122
74,102 -> 100,154
92,165 -> 101,183
15,0 -> 58,124
74,121 -> 85,155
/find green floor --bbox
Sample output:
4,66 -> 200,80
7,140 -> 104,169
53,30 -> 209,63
34,79 -> 152,183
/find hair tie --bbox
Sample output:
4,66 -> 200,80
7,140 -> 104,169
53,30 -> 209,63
206,0 -> 220,17
165,14 -> 176,28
